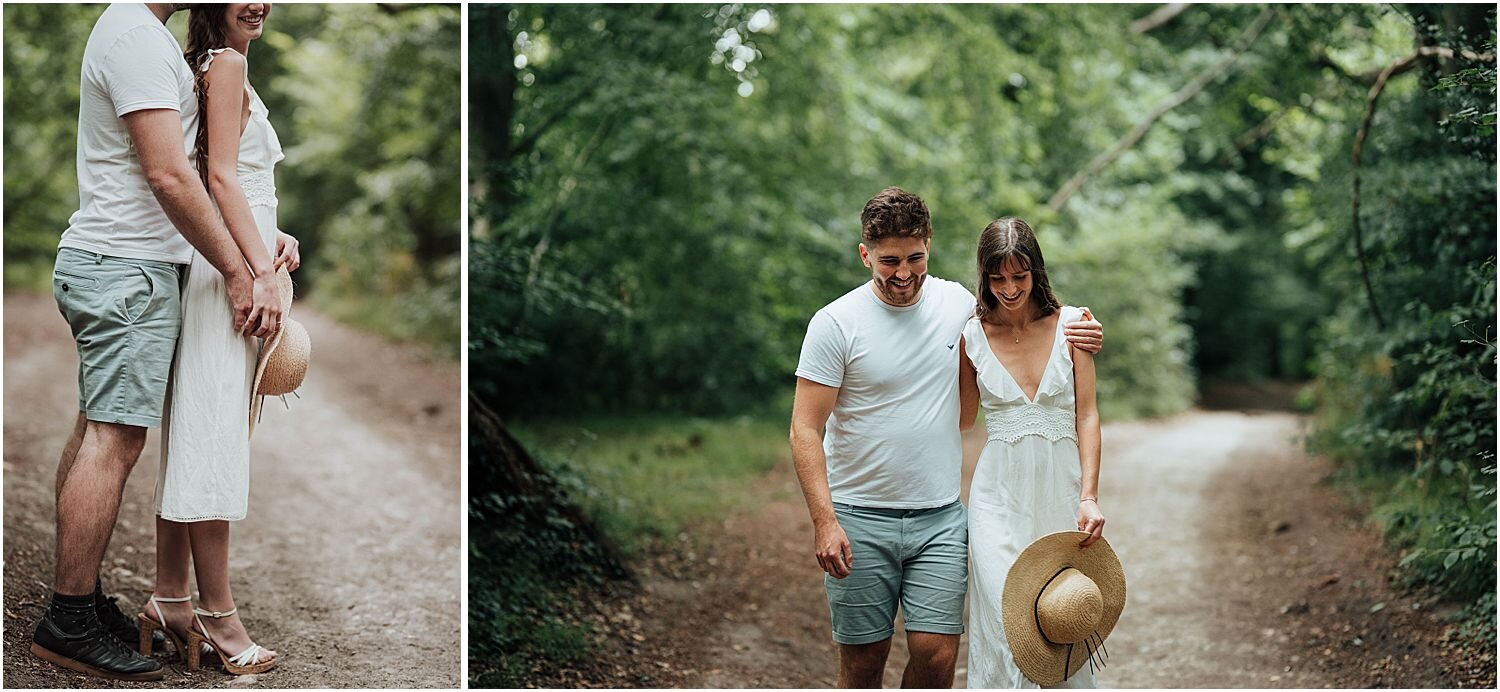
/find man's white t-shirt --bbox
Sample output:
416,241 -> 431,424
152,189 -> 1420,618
59,3 -> 198,264
796,277 -> 976,509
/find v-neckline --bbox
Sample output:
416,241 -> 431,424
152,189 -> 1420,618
979,312 -> 1063,405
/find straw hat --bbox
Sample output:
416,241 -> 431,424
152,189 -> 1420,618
1001,531 -> 1126,685
249,267 -> 310,435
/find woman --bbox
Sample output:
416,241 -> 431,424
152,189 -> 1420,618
136,3 -> 298,676
958,217 -> 1105,688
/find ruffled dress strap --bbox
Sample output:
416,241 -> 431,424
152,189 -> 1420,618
198,46 -> 245,74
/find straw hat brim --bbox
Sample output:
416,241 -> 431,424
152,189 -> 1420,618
1001,531 -> 1126,685
248,267 -> 298,436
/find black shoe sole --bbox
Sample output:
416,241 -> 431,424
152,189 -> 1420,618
30,642 -> 165,682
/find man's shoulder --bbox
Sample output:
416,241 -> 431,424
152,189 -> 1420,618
815,282 -> 873,319
925,276 -> 974,301
86,5 -> 178,64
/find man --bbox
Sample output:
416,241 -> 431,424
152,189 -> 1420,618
789,188 -> 1103,688
32,3 -> 290,681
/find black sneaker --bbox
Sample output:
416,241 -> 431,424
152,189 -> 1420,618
32,609 -> 164,682
95,592 -> 165,651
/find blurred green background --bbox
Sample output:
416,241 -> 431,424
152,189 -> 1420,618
4,3 -> 461,355
468,3 -> 1495,685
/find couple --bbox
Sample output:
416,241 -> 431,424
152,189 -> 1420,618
32,2 -> 294,682
791,188 -> 1109,688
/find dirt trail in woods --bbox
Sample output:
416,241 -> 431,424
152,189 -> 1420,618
4,292 -> 462,689
559,408 -> 1494,688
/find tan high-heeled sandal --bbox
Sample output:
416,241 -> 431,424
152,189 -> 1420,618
185,606 -> 277,675
136,594 -> 194,658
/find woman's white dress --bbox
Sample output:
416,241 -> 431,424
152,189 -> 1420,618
965,306 -> 1095,689
155,48 -> 284,523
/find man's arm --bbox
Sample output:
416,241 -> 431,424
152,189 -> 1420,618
959,338 -> 979,431
122,107 -> 256,333
1063,306 -> 1104,354
789,377 -> 853,579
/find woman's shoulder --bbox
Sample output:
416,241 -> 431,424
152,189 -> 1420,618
200,47 -> 247,75
1054,304 -> 1083,323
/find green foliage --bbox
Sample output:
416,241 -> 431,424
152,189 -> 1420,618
510,416 -> 789,554
1307,4 -> 1496,643
2,4 -> 460,353
472,3 -> 1301,419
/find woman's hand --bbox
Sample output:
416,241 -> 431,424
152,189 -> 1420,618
274,230 -> 301,272
1077,498 -> 1106,547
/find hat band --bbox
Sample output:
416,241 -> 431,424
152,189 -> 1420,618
1031,565 -> 1109,681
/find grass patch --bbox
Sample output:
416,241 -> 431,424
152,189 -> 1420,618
310,284 -> 460,359
469,413 -> 791,686
510,414 -> 790,554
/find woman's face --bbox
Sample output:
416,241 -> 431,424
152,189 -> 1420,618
223,3 -> 271,44
987,255 -> 1034,314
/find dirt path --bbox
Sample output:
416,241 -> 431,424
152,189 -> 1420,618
3,292 -> 461,689
591,411 -> 1493,688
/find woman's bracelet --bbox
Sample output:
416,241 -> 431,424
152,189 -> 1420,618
1079,497 -> 1098,504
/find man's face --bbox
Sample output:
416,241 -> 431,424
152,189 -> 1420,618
859,236 -> 930,307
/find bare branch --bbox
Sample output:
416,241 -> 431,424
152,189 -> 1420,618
1131,4 -> 1192,34
376,3 -> 454,15
1048,7 -> 1274,212
1343,45 -> 1494,330
1318,45 -> 1495,86
1218,105 -> 1293,166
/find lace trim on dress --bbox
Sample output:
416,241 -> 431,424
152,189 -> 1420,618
984,402 -> 1078,444
240,170 -> 277,208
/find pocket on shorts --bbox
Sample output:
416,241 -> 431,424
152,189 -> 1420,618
53,268 -> 100,293
113,265 -> 157,324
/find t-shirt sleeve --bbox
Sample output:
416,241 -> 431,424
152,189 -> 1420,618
100,26 -> 185,117
795,309 -> 847,388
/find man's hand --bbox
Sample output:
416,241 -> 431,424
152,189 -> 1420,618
815,519 -> 854,579
274,230 -> 301,272
226,271 -> 254,335
1063,306 -> 1104,354
246,271 -> 284,339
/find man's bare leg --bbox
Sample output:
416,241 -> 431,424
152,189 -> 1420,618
53,412 -> 88,503
839,638 -> 893,688
53,421 -> 146,595
901,631 -> 959,688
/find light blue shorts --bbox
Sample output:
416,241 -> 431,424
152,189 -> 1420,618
825,500 -> 968,645
52,248 -> 183,428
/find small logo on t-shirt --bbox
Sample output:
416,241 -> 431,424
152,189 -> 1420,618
946,341 -> 956,350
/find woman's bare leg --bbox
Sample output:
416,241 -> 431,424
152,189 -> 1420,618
145,518 -> 196,636
187,521 -> 276,660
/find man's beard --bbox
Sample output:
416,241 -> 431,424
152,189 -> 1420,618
875,273 -> 926,306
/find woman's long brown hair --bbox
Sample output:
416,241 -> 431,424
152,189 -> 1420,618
184,5 -> 231,191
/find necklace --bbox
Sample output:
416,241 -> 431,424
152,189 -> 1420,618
992,319 -> 1026,344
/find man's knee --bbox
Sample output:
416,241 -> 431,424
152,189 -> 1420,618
839,638 -> 892,684
83,420 -> 149,463
907,632 -> 959,673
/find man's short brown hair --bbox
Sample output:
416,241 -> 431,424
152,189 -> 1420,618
860,187 -> 933,243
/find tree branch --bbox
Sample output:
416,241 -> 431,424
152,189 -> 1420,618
509,86 -> 597,159
376,3 -> 454,15
1218,105 -> 1293,166
1317,45 -> 1495,86
1344,45 -> 1495,331
522,115 -> 616,319
1048,7 -> 1274,212
1131,4 -> 1192,34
